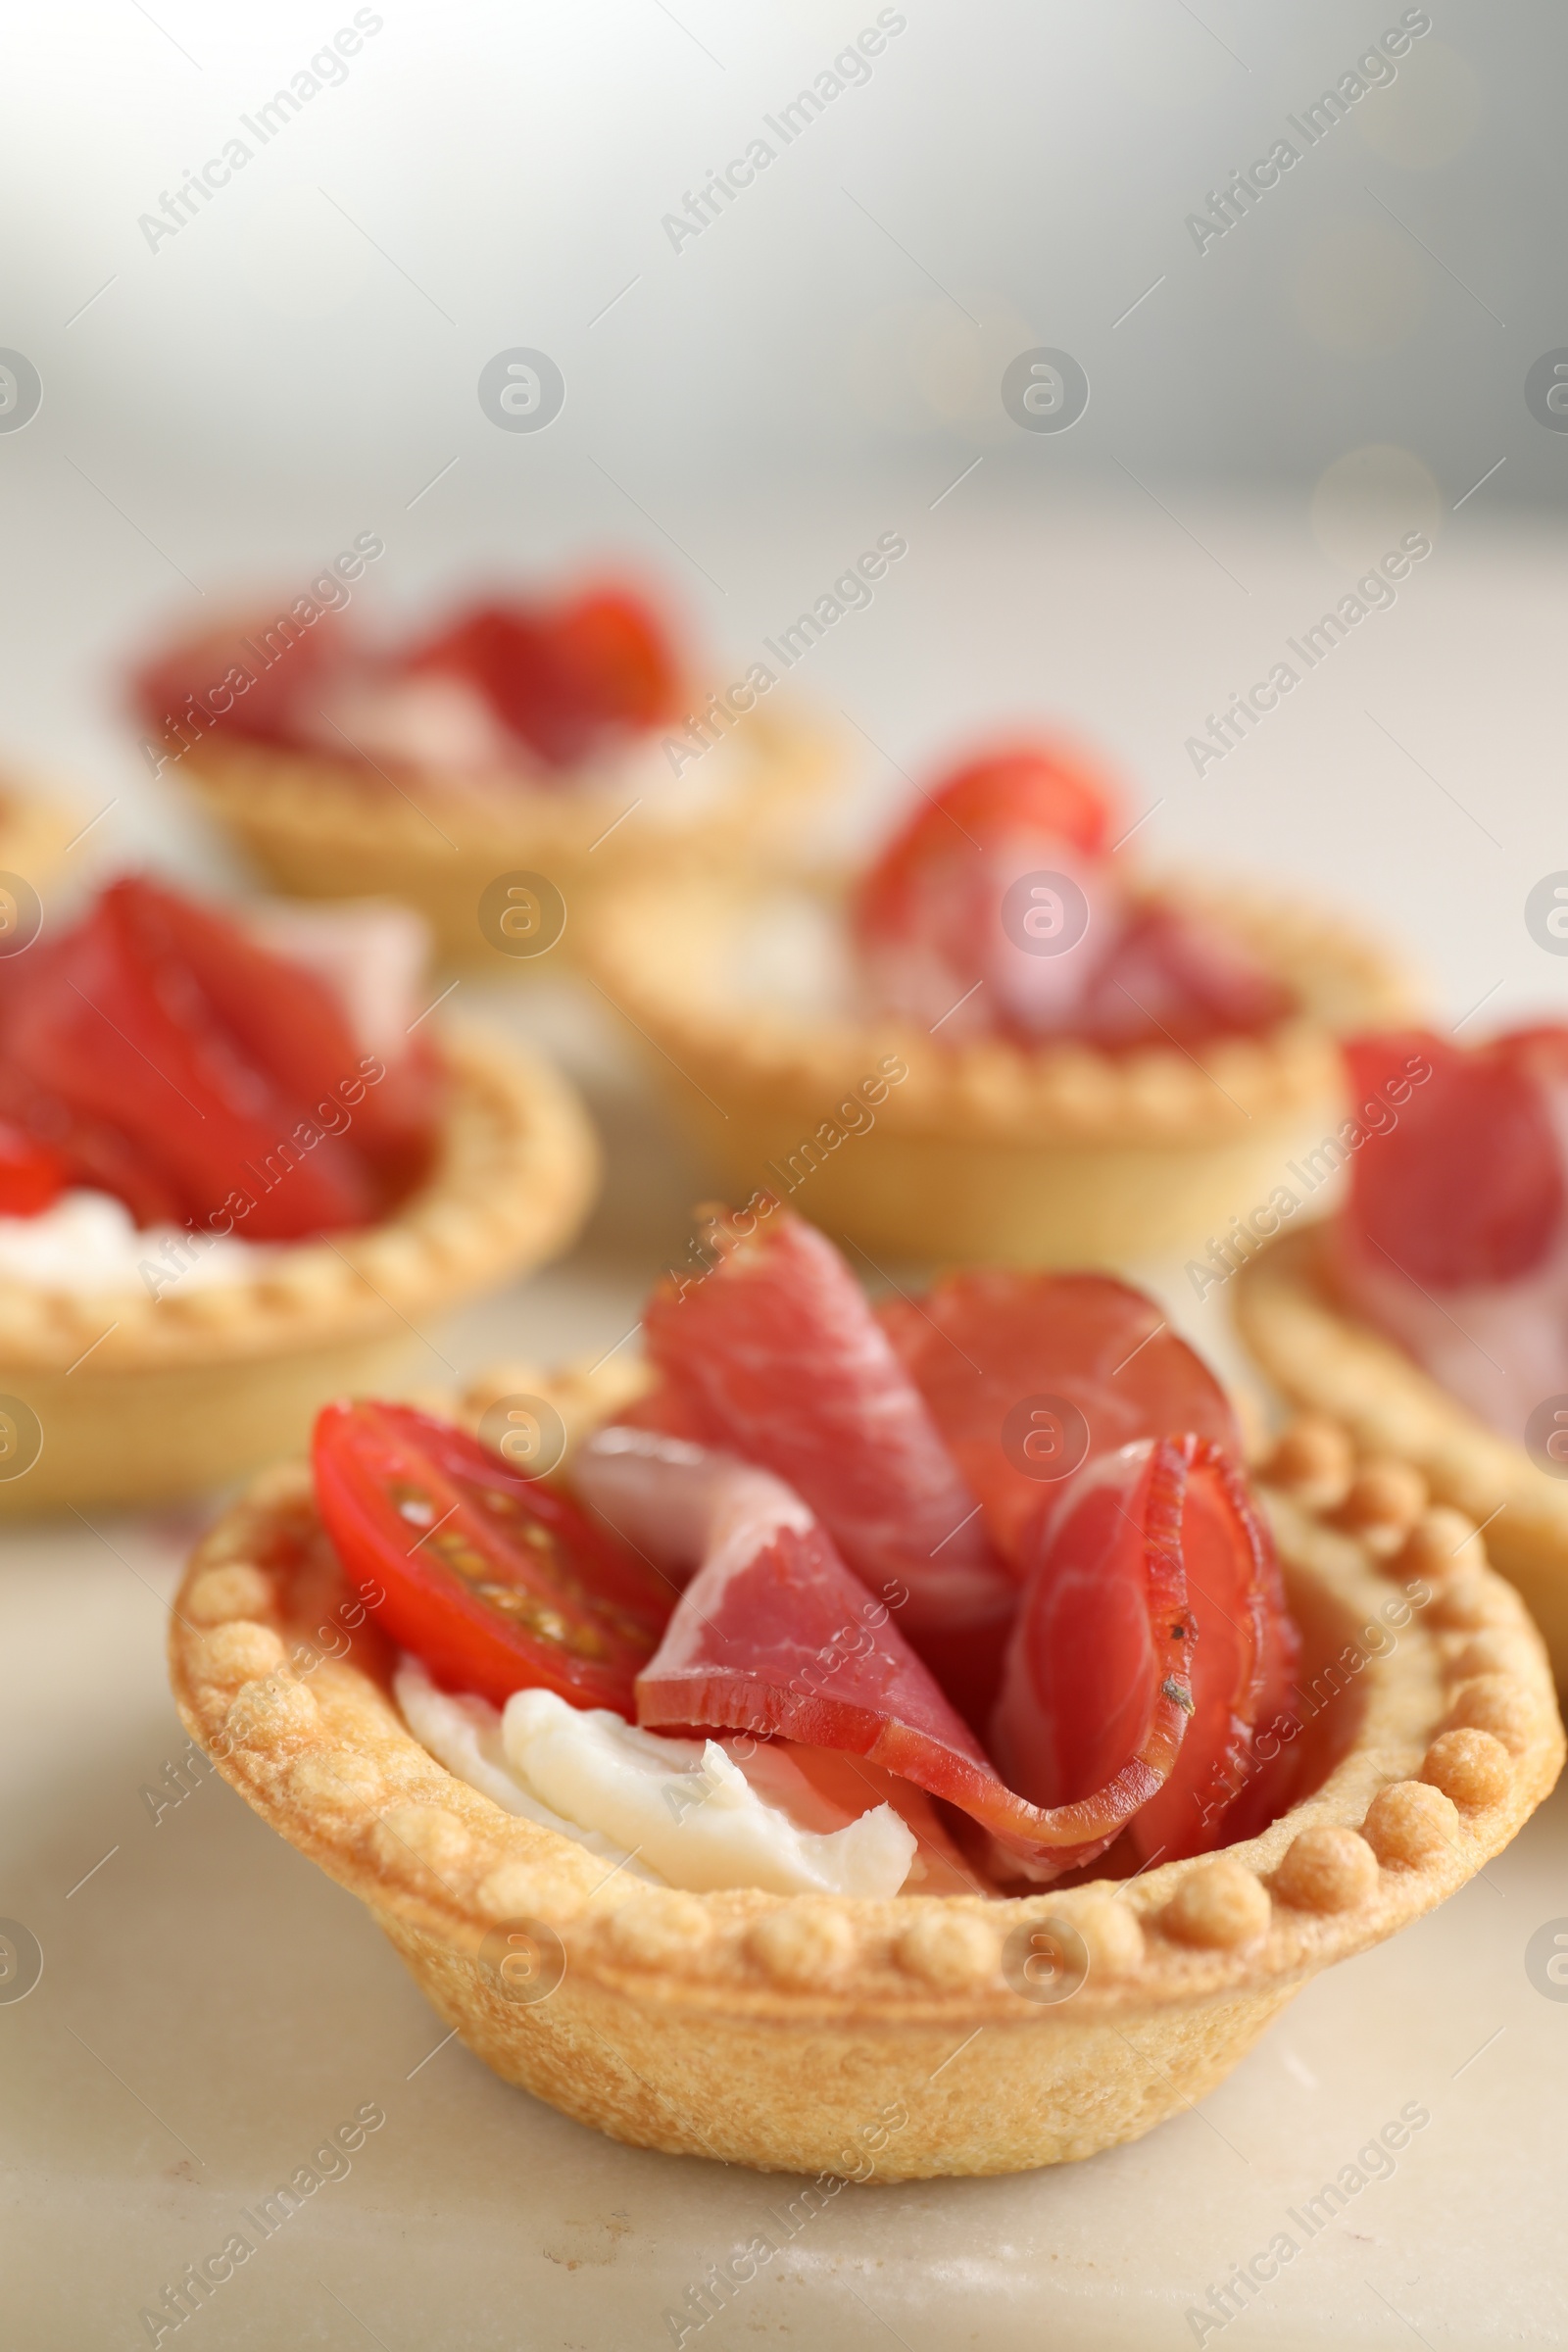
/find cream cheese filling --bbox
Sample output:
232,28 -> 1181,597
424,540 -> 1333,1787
0,1190 -> 271,1297
394,1657 -> 917,1899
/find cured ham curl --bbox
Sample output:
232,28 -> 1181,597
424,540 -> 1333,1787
575,1427 -> 1195,1881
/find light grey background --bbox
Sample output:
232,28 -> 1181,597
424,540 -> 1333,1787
1,0 -> 1562,1032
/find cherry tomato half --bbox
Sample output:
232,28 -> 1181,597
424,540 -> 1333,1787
312,1400 -> 676,1713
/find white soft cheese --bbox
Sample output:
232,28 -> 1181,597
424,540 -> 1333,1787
0,1189 -> 270,1297
312,672 -> 763,825
394,1659 -> 915,1900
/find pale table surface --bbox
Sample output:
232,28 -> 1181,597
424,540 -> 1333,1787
3,489 -> 1568,2348
0,972 -> 1563,2352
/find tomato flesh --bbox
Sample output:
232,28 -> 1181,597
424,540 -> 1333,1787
313,1401 -> 675,1713
315,1221 -> 1301,1869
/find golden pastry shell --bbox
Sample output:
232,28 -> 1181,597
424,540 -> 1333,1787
168,1371 -> 1561,2180
0,1027 -> 598,1510
583,871 -> 1414,1147
173,701 -> 837,968
1236,1223 -> 1568,1683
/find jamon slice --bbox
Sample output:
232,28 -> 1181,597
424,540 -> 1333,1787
0,1059 -> 185,1229
122,882 -> 441,1186
0,879 -> 443,1239
1342,1030 -> 1565,1288
879,1269 -> 1241,1569
992,1434 -> 1292,1867
854,741 -> 1119,939
133,611 -> 344,758
578,1428 -> 1192,1880
2,885 -> 376,1239
0,1122 -> 66,1218
1067,898 -> 1294,1050
851,742 -> 1294,1049
1331,1027 -> 1568,1447
640,1210 -> 1017,1721
407,587 -> 679,769
641,1211 -> 1010,1606
1130,1437 -> 1298,1861
852,744 -> 1113,1044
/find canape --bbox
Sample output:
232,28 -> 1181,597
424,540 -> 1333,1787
134,578 -> 834,969
582,741 -> 1415,1264
169,1209 -> 1559,2178
0,876 -> 596,1511
1237,1024 -> 1568,1682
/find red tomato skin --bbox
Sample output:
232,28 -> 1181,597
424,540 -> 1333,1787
551,588 -> 682,732
312,1401 -> 674,1715
136,582 -> 679,776
857,743 -> 1119,935
854,740 -> 1294,1053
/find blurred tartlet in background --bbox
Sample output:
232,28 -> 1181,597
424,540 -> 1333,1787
0,777 -> 81,913
583,740 -> 1418,1266
131,569 -> 837,971
1237,1023 -> 1568,1682
0,874 -> 597,1511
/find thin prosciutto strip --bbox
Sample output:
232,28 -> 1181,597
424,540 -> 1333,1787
877,1267 -> 1242,1569
575,1427 -> 1193,1879
993,1435 -> 1293,1867
639,1211 -> 1015,1624
851,742 -> 1294,1051
1333,1028 -> 1568,1443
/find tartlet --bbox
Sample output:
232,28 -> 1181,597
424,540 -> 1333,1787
176,706 -> 833,972
168,1378 -> 1560,2180
1237,1226 -> 1568,1684
583,869 -> 1414,1265
136,584 -> 836,970
0,782 -> 78,891
0,1026 -> 597,1513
